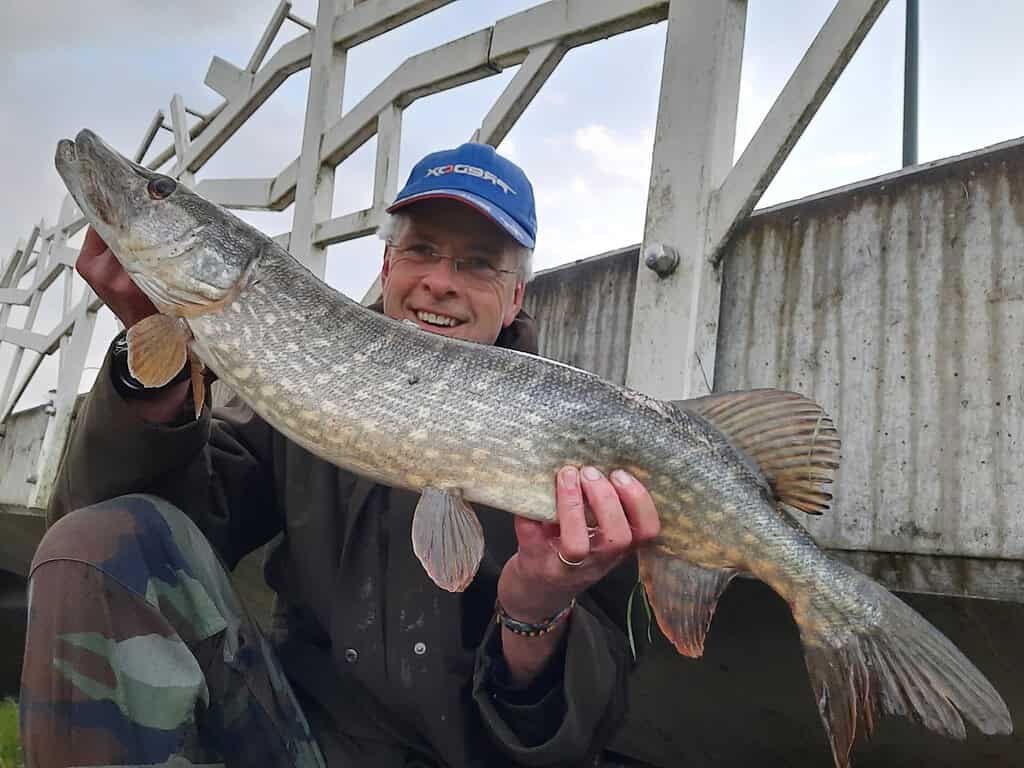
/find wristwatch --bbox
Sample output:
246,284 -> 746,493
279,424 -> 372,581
109,329 -> 189,399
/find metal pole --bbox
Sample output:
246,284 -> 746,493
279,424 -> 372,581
902,0 -> 918,166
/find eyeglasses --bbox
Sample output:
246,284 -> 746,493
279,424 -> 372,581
386,242 -> 519,284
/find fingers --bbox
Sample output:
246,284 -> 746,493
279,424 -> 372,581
554,467 -> 590,564
580,466 -> 633,552
554,465 -> 661,565
75,227 -> 157,327
75,227 -> 115,286
610,469 -> 660,543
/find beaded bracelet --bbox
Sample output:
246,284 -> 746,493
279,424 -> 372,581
494,597 -> 576,637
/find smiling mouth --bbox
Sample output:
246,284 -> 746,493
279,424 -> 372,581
415,310 -> 463,328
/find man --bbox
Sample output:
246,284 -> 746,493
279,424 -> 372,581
20,143 -> 660,766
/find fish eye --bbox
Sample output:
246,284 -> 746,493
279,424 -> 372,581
147,176 -> 177,200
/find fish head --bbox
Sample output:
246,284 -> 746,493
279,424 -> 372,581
55,129 -> 263,312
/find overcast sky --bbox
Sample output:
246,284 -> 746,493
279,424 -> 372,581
3,0 -> 1024,411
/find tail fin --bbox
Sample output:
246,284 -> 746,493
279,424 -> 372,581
799,562 -> 1011,768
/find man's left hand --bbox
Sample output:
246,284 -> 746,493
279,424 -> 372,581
497,466 -> 660,624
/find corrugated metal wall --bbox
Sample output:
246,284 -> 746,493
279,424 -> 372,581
524,246 -> 638,385
717,143 -> 1024,561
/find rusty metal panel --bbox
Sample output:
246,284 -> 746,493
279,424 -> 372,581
716,140 -> 1024,561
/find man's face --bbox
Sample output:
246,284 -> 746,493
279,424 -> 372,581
381,198 -> 525,345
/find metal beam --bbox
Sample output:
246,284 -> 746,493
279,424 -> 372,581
473,42 -> 566,147
902,0 -> 919,167
195,177 -> 275,209
332,0 -> 453,48
32,303 -> 98,512
489,0 -> 667,66
373,104 -> 403,212
169,93 -> 196,186
204,56 -> 253,100
626,0 -> 746,400
134,110 -> 165,164
708,0 -> 889,259
248,0 -> 294,74
313,207 -> 378,247
290,0 -> 351,276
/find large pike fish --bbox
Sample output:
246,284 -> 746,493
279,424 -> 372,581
56,129 -> 1011,767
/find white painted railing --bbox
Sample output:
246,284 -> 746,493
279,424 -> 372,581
0,0 -> 889,507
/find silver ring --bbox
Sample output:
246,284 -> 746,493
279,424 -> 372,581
557,550 -> 586,568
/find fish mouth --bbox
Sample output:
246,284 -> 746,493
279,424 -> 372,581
54,130 -> 127,228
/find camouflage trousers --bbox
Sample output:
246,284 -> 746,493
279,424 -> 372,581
19,494 -> 326,768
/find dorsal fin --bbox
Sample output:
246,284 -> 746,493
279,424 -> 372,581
680,389 -> 841,515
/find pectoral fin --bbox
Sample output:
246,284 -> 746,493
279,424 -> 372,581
126,314 -> 190,387
412,487 -> 485,593
638,549 -> 736,658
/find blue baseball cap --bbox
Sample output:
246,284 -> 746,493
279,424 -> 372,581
387,143 -> 537,248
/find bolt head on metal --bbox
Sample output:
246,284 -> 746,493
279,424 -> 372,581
413,641 -> 427,656
344,648 -> 358,663
644,244 -> 680,278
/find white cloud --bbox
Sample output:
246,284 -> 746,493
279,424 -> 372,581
573,124 -> 654,183
528,124 -> 653,270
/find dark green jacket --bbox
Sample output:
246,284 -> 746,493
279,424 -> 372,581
50,309 -> 632,767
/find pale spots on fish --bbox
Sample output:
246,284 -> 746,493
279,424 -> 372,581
230,302 -> 242,313
233,366 -> 253,380
260,384 -> 277,397
280,378 -> 297,391
423,448 -> 440,460
314,372 -> 331,385
284,417 -> 298,429
471,448 -> 489,462
513,437 -> 533,452
299,410 -> 318,422
409,429 -> 429,442
406,474 -> 426,487
264,313 -> 276,325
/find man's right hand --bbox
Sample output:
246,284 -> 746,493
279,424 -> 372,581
77,227 -> 190,421
76,226 -> 158,328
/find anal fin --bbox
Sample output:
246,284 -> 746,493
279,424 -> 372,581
126,314 -> 190,387
638,549 -> 736,658
412,487 -> 485,593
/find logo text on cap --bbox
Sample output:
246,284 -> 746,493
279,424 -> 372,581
424,164 -> 517,195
